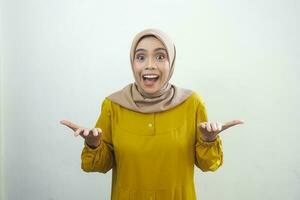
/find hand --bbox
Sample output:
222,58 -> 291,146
60,120 -> 102,148
198,120 -> 244,142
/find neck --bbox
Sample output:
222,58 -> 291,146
134,82 -> 170,99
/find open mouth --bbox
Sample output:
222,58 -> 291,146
142,74 -> 160,86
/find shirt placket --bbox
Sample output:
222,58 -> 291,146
147,113 -> 155,135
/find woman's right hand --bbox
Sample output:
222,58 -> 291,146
60,120 -> 102,148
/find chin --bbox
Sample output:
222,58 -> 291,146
142,87 -> 160,95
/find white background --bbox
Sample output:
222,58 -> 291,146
1,0 -> 299,199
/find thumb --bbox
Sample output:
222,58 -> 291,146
221,119 -> 244,132
60,120 -> 80,131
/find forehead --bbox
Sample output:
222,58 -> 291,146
135,36 -> 166,51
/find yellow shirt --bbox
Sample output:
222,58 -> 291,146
81,92 -> 223,200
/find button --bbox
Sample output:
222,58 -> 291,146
146,191 -> 155,200
148,123 -> 153,128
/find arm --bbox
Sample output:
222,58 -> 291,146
194,95 -> 223,172
81,98 -> 115,173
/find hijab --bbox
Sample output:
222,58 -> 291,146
107,28 -> 193,113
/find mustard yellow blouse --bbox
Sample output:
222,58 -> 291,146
81,92 -> 223,200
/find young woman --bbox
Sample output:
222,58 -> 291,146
60,28 -> 243,200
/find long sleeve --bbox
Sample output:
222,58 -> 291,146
194,94 -> 223,172
81,98 -> 115,173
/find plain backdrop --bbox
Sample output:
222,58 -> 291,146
1,0 -> 299,199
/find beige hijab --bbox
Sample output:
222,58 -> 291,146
108,28 -> 193,113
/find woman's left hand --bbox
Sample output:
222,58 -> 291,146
198,120 -> 244,142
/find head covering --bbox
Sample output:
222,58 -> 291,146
107,28 -> 193,113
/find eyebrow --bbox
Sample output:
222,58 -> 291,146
135,48 -> 167,53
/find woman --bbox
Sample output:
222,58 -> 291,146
60,28 -> 243,200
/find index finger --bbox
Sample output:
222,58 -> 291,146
60,120 -> 80,131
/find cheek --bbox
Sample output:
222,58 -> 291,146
133,63 -> 143,76
159,63 -> 170,80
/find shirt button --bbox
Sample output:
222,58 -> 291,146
148,123 -> 153,128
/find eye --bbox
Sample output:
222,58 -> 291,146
156,54 -> 165,61
136,54 -> 145,62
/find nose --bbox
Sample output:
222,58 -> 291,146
145,58 -> 157,70
145,66 -> 156,70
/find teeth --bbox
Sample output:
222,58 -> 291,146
143,75 -> 159,78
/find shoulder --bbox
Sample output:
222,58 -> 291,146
185,91 -> 206,108
98,97 -> 113,113
100,97 -> 126,114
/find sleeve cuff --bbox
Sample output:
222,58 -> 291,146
196,135 -> 221,147
84,141 -> 103,151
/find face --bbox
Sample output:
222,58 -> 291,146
133,36 -> 170,95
